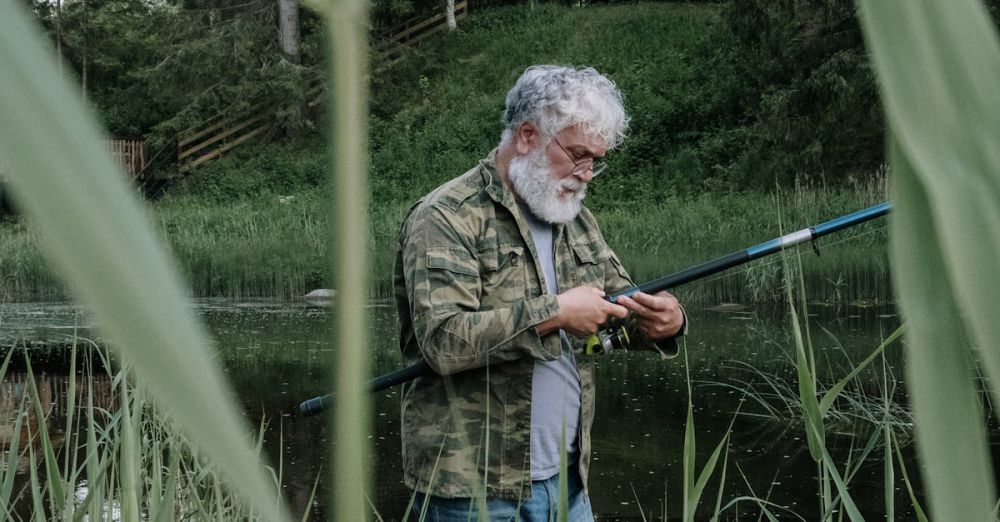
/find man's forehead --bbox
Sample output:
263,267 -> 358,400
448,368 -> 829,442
557,125 -> 607,155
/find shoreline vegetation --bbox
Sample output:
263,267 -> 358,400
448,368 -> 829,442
0,178 -> 889,305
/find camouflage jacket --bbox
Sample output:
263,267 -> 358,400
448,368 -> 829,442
394,150 -> 682,500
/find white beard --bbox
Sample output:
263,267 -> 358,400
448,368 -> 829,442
507,148 -> 587,224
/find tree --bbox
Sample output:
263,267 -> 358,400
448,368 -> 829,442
277,0 -> 300,63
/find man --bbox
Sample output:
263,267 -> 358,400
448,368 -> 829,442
394,65 -> 686,521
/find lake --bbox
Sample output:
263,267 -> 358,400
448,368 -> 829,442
1,298 -> 919,520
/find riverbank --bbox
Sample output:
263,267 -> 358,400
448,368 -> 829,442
0,179 -> 889,304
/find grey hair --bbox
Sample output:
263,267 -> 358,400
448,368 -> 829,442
500,65 -> 629,149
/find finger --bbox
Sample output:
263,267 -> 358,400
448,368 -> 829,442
629,291 -> 671,311
616,295 -> 651,317
591,287 -> 606,297
604,302 -> 629,320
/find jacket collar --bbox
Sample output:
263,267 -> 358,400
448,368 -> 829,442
479,148 -> 516,210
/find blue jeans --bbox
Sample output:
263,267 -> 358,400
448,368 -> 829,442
410,468 -> 594,522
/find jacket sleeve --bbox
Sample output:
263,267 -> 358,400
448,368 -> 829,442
604,251 -> 688,359
401,204 -> 562,375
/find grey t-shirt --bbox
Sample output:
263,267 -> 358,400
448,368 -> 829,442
520,203 -> 582,481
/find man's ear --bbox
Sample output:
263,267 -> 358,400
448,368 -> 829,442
514,122 -> 540,155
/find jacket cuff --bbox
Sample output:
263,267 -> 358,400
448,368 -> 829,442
519,294 -> 562,360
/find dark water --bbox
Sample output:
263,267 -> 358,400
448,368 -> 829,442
1,299 -> 917,520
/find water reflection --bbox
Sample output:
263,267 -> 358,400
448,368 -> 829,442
0,369 -> 116,518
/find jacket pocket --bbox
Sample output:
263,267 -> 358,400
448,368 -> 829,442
571,240 -> 612,287
425,246 -> 480,309
478,243 -> 526,307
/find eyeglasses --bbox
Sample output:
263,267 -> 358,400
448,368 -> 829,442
551,137 -> 607,178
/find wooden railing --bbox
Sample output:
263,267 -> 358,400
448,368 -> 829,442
176,103 -> 276,172
378,0 -> 468,66
176,2 -> 467,171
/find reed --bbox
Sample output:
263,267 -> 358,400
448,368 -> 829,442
0,351 -> 311,520
1,185 -> 890,304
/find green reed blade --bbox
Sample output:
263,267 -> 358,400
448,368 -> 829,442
818,326 -> 904,415
682,346 -> 697,522
24,358 -> 65,513
787,297 -> 824,464
1,394 -> 27,512
71,453 -> 113,522
891,431 -> 929,522
884,141 -> 995,519
0,4 -> 288,521
857,2 -> 1000,516
120,375 -> 139,521
883,390 -> 894,522
28,437 -> 45,522
0,349 -> 11,385
61,343 -> 78,521
682,402 -> 696,522
710,431 -> 730,522
804,420 -> 863,522
306,0 -> 372,519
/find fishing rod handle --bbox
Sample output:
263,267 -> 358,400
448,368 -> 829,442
298,359 -> 434,416
299,395 -> 333,416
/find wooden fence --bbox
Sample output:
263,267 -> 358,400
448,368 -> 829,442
378,0 -> 468,66
2,140 -> 146,181
107,138 -> 148,179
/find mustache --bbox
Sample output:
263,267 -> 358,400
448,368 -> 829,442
559,178 -> 585,192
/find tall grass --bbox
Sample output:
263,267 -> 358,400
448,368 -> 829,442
304,0 -> 374,519
1,350 -> 307,520
0,184 -> 889,303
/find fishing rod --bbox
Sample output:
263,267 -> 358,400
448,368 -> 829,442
298,201 -> 891,416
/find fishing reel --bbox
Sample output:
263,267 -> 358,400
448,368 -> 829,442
584,324 -> 630,355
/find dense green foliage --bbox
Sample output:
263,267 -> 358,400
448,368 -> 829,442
18,0 -> 1000,195
22,1 -> 913,193
24,0 -> 324,149
725,0 -> 883,184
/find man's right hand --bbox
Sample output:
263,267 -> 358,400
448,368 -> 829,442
536,286 -> 628,337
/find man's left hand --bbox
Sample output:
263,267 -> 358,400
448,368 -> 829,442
615,291 -> 684,341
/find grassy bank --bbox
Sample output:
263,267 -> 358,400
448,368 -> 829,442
0,180 -> 889,303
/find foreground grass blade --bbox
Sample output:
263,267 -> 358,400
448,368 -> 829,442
888,142 -> 994,519
0,5 -> 288,520
306,0 -> 373,518
858,1 -> 1000,519
892,431 -> 929,522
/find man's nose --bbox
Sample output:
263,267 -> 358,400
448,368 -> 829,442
573,166 -> 595,183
